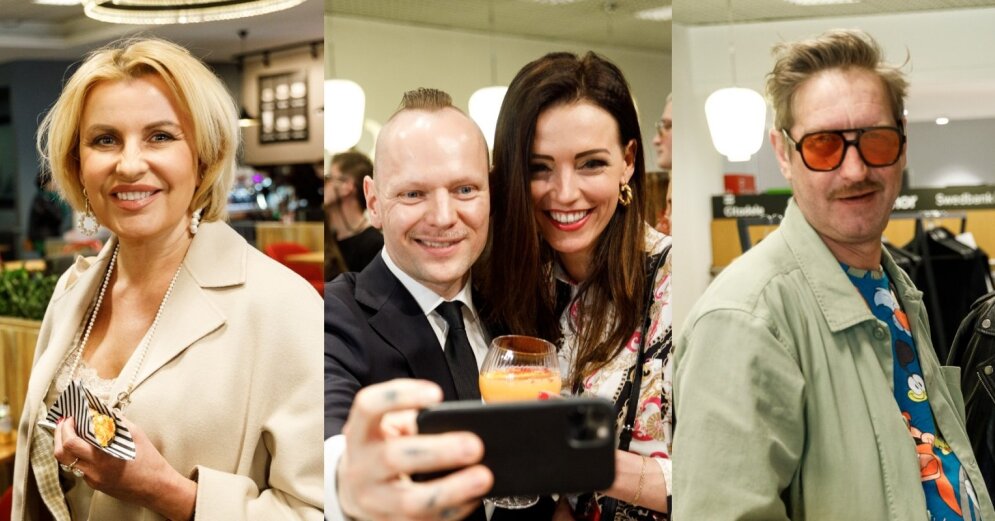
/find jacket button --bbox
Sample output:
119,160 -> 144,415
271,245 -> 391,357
874,327 -> 886,339
986,366 -> 994,376
983,318 -> 992,329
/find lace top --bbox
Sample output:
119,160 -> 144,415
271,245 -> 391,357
40,328 -> 150,519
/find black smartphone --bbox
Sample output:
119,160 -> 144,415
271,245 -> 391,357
415,398 -> 616,497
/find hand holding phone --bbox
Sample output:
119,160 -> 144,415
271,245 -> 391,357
416,397 -> 616,497
336,379 -> 493,521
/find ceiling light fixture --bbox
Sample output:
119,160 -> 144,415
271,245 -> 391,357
936,117 -> 950,125
635,6 -> 672,21
82,0 -> 306,25
705,0 -> 767,162
324,19 -> 365,154
469,0 -> 507,152
32,0 -> 81,5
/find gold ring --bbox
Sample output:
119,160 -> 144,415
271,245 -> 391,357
66,457 -> 79,472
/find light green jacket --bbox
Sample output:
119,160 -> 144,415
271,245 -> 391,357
673,200 -> 994,520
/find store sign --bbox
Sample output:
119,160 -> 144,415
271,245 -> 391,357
712,186 -> 995,219
712,193 -> 790,219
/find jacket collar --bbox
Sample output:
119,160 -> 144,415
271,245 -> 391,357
28,221 -> 241,408
354,255 -> 460,401
780,198 -> 923,332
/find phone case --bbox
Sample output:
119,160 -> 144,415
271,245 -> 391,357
415,398 -> 616,497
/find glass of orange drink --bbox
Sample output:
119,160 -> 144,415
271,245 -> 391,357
478,335 -> 561,509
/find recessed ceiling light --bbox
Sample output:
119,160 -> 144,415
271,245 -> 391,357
33,0 -> 80,5
936,117 -> 950,125
784,0 -> 859,5
636,6 -> 672,21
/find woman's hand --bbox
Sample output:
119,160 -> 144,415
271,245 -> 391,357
602,450 -> 669,513
53,417 -> 197,521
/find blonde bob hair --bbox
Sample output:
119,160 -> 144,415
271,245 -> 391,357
37,37 -> 239,222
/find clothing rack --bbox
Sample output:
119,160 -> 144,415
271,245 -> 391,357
893,210 -> 991,361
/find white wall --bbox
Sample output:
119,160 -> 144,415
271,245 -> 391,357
674,7 -> 995,331
325,15 -> 670,169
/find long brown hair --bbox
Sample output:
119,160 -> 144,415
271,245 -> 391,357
480,52 -> 647,389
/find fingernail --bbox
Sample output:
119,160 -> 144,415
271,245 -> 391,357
470,468 -> 492,491
461,436 -> 482,458
421,386 -> 442,402
538,391 -> 550,400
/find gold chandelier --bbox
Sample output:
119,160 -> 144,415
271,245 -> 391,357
82,0 -> 308,24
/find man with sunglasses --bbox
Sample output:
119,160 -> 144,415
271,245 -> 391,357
674,29 -> 994,520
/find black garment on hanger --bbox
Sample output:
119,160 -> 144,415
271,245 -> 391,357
905,224 -> 992,361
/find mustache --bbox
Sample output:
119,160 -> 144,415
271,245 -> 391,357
829,180 -> 883,200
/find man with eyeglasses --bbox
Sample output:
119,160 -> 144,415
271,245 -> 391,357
653,93 -> 672,171
674,29 -> 994,520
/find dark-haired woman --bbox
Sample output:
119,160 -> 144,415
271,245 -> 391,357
482,51 -> 671,520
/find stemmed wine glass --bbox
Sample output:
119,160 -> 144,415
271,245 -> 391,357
477,335 -> 561,509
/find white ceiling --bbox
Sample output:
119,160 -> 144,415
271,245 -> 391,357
0,0 -> 324,65
677,0 -> 995,25
326,0 -> 671,52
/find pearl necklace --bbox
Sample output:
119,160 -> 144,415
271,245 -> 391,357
67,243 -> 184,411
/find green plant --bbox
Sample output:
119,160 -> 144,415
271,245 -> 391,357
0,269 -> 58,321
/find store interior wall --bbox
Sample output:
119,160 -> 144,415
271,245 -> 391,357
325,14 -> 671,169
673,7 -> 995,332
0,60 -> 75,253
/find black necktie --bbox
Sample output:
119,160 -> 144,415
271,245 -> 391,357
436,301 -> 481,400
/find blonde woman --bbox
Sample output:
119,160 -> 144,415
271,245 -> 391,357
12,38 -> 323,520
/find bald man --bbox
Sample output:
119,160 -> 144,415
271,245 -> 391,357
325,89 -> 503,521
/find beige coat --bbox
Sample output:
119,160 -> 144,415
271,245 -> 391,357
12,221 -> 324,520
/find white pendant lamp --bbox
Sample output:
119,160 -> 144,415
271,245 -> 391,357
704,0 -> 768,163
469,86 -> 507,151
325,79 -> 365,154
705,87 -> 766,162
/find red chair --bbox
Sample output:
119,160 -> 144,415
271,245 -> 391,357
263,242 -> 323,294
0,485 -> 11,521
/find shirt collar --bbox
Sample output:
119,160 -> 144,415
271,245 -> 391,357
381,249 -> 479,320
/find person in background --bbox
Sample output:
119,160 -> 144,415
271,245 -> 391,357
948,291 -> 995,501
13,37 -> 323,520
324,151 -> 383,272
674,29 -> 993,520
645,171 -> 669,235
27,171 -> 69,256
482,51 -> 672,520
652,94 -> 672,171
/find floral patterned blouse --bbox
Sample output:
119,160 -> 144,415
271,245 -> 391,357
556,228 -> 672,520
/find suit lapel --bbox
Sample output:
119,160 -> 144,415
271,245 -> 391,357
357,256 -> 459,401
25,242 -> 120,405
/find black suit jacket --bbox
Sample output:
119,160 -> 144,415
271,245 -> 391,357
325,254 -> 460,437
324,255 -> 555,520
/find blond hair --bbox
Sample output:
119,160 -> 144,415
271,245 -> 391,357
766,29 -> 908,132
37,37 -> 239,222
